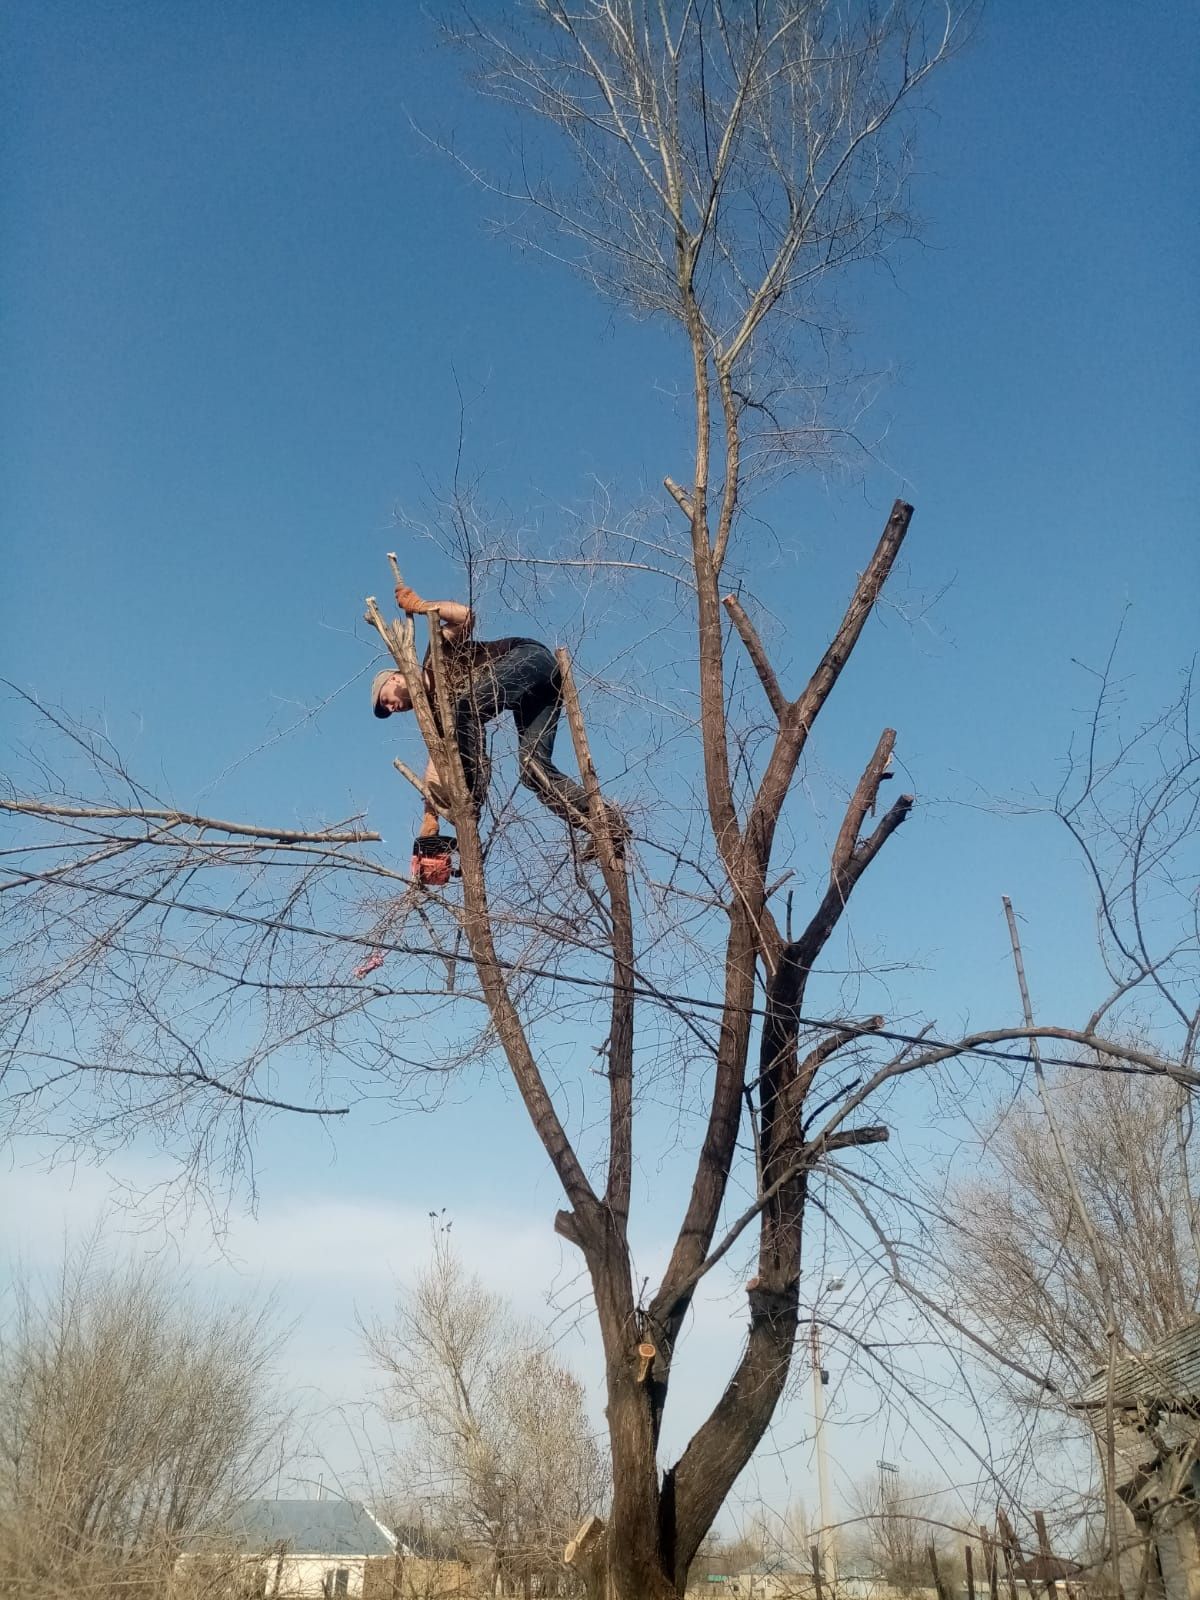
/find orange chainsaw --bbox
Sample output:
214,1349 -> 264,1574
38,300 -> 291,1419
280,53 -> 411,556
411,833 -> 458,887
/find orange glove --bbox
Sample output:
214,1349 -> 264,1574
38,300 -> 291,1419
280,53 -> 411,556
395,584 -> 430,615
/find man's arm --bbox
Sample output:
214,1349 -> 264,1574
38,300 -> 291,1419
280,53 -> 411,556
432,599 -> 473,644
395,585 -> 474,644
417,758 -> 443,837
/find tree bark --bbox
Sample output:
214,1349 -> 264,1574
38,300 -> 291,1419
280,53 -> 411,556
666,1275 -> 803,1586
580,1215 -> 678,1600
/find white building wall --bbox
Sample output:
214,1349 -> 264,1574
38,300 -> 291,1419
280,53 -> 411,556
259,1552 -> 368,1597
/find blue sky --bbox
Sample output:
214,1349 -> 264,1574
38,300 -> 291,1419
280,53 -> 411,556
3,0 -> 1197,1526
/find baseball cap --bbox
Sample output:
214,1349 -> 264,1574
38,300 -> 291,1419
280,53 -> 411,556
371,669 -> 398,718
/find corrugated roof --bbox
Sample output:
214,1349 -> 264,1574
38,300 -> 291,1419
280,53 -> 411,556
193,1499 -> 395,1557
1078,1318 -> 1200,1408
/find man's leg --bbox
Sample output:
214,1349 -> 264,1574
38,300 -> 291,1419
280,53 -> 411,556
511,649 -> 628,846
454,641 -> 553,810
453,676 -> 503,810
514,688 -> 592,826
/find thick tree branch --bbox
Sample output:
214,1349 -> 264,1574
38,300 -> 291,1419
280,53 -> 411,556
557,648 -> 635,1230
796,1018 -> 884,1097
664,1278 -> 800,1584
722,593 -> 787,719
662,476 -> 694,522
651,644 -> 912,1363
20,1049 -> 349,1118
755,739 -> 913,1209
0,799 -> 379,846
648,272 -> 763,1363
788,789 -> 915,986
813,1030 -> 1200,1156
666,1122 -> 891,1310
745,500 -> 914,874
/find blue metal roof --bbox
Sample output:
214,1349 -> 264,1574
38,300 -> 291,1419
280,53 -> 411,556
198,1499 -> 395,1557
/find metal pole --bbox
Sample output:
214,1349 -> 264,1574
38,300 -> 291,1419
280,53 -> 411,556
1001,897 -> 1123,1600
811,1320 -> 837,1585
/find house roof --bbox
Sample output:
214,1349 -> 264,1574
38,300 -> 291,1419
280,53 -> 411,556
392,1521 -> 464,1562
193,1499 -> 396,1558
1078,1318 -> 1200,1409
1018,1554 -> 1084,1582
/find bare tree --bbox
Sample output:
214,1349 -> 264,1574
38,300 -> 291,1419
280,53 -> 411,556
362,1231 -> 605,1595
684,1527 -> 764,1589
1,8 -> 1195,1599
0,1235 -> 288,1599
951,1069 -> 1200,1396
924,669 -> 1200,1592
847,1471 -> 961,1595
686,1499 -> 815,1594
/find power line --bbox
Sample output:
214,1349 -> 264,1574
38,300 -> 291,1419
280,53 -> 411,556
0,865 -> 1186,1082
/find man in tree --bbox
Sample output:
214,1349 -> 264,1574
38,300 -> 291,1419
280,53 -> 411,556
371,581 -> 627,859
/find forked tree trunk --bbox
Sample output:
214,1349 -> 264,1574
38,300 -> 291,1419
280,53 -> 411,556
570,1220 -> 674,1598
585,1208 -> 805,1597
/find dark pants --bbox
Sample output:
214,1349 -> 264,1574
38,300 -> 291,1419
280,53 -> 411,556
454,640 -> 592,826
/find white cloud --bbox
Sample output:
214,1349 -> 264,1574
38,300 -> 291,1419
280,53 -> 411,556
0,1153 -> 918,1518
0,1156 -> 577,1320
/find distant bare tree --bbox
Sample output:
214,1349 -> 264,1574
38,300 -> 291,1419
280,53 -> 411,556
0,1236 -> 287,1599
952,1069 -> 1200,1396
362,1231 -> 605,1595
687,1499 -> 815,1594
847,1472 -> 960,1595
928,670 -> 1200,1592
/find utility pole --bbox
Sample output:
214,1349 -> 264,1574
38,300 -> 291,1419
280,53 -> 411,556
812,1312 -> 838,1587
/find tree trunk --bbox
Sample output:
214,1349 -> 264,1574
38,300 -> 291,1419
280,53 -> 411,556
580,1219 -> 678,1599
582,1201 -> 805,1596
605,1396 -> 678,1599
665,1278 -> 802,1586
